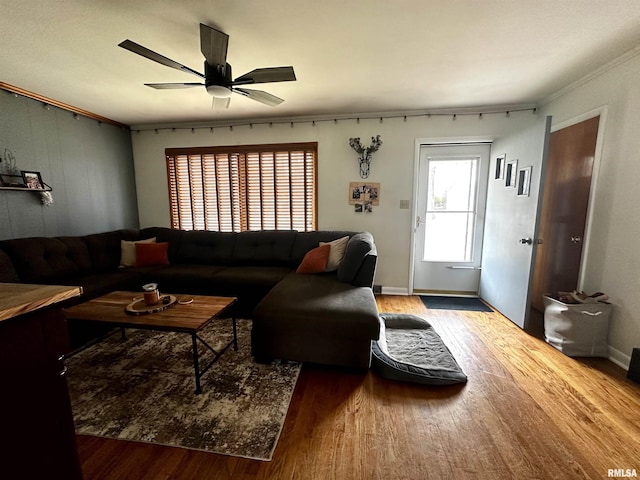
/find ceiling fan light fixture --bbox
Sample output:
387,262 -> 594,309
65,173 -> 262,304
206,84 -> 232,98
119,24 -> 295,107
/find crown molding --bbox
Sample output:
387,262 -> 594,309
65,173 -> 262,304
540,44 -> 640,106
0,82 -> 129,129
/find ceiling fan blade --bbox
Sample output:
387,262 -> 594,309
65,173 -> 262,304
118,39 -> 204,80
233,67 -> 296,85
234,87 -> 284,106
145,83 -> 204,89
200,24 -> 229,67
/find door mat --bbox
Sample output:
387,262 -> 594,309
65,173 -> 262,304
420,295 -> 493,312
66,318 -> 301,461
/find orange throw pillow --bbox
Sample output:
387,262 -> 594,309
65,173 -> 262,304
296,244 -> 331,274
135,242 -> 170,267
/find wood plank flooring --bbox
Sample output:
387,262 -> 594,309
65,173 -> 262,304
75,295 -> 640,480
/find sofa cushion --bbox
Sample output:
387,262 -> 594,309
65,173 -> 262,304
214,266 -> 292,291
144,264 -> 227,293
0,248 -> 20,282
252,272 -> 380,367
139,227 -> 184,262
296,245 -> 330,273
290,231 -> 354,267
58,237 -> 93,272
120,237 -> 156,267
337,232 -> 375,284
233,230 -> 297,266
85,229 -> 139,272
0,237 -> 91,283
176,230 -> 236,265
135,242 -> 169,267
62,270 -> 145,300
254,273 -> 380,339
320,236 -> 349,272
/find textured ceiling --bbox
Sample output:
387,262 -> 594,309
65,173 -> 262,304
2,0 -> 640,127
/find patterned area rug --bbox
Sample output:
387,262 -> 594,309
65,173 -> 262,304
65,318 -> 301,461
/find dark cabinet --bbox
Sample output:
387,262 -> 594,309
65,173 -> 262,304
0,306 -> 83,480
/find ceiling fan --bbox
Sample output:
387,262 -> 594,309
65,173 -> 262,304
118,24 -> 296,108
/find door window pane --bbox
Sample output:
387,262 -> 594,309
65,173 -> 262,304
427,160 -> 477,211
424,158 -> 477,262
423,212 -> 474,261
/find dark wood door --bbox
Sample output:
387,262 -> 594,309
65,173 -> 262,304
531,116 -> 599,312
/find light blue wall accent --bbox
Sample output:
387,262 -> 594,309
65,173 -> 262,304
0,91 -> 138,240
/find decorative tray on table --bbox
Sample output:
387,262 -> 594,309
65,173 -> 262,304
125,295 -> 177,315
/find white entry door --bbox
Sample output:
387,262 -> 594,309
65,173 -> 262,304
479,116 -> 552,328
412,144 -> 491,295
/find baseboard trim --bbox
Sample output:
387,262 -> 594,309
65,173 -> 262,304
608,345 -> 631,370
380,287 -> 409,296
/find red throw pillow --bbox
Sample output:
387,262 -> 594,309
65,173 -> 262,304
296,244 -> 331,274
135,242 -> 170,267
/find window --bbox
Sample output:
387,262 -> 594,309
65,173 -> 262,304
166,143 -> 317,232
423,157 -> 478,262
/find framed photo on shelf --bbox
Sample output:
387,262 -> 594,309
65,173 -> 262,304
0,174 -> 26,187
21,170 -> 44,190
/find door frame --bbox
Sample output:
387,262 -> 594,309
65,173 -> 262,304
547,106 -> 608,291
409,136 -> 494,295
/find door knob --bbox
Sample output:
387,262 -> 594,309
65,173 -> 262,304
520,237 -> 533,245
571,236 -> 582,244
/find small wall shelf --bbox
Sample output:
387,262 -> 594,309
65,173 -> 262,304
0,184 -> 53,192
0,173 -> 52,192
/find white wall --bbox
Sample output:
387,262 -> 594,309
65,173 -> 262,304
131,112 -> 537,291
541,50 -> 640,367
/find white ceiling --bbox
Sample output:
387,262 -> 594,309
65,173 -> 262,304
2,0 -> 640,127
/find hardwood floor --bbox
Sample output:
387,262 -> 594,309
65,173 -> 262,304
76,295 -> 640,479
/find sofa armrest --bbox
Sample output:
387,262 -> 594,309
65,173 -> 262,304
337,232 -> 377,287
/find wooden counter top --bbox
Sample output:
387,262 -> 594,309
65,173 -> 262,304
0,283 -> 82,321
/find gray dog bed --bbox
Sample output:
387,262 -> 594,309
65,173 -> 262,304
372,313 -> 467,385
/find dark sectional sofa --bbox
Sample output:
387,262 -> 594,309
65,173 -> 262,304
0,227 -> 380,369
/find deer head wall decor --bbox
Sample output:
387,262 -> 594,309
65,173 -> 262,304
349,135 -> 382,178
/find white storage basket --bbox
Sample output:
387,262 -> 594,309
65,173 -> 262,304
542,295 -> 612,357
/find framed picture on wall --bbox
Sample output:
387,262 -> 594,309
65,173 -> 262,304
517,166 -> 532,197
495,154 -> 506,179
21,170 -> 44,189
349,182 -> 380,205
505,160 -> 518,188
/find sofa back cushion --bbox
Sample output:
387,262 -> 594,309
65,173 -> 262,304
59,237 -> 93,271
139,227 -> 184,262
0,237 -> 92,283
233,230 -> 297,267
85,229 -> 139,272
176,230 -> 236,265
0,248 -> 20,282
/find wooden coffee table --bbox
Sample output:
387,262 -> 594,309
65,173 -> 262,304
64,291 -> 237,394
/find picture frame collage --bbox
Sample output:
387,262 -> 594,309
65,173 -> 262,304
349,182 -> 379,213
494,154 -> 531,197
